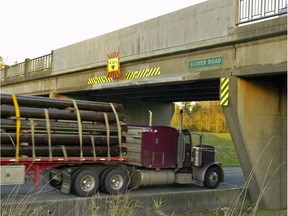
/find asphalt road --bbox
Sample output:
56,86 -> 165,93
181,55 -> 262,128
0,167 -> 245,203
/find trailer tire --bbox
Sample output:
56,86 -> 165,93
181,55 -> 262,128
70,169 -> 82,193
71,169 -> 99,197
203,166 -> 221,189
102,168 -> 129,194
99,167 -> 114,192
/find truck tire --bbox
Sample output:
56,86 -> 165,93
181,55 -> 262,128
99,167 -> 114,192
203,166 -> 221,189
101,168 -> 129,194
71,169 -> 99,197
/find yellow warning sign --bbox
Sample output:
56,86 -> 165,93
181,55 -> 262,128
107,51 -> 120,78
125,67 -> 161,80
107,57 -> 119,73
220,77 -> 229,106
88,76 -> 114,85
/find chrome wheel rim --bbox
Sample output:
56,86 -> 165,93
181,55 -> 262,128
80,175 -> 95,192
110,174 -> 124,190
208,172 -> 219,185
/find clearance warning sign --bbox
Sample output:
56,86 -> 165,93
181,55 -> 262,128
108,57 -> 119,72
107,51 -> 120,78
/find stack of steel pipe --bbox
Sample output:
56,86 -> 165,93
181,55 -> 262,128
0,94 -> 127,158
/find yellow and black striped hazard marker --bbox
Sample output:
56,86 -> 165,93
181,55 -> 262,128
220,77 -> 229,106
88,76 -> 113,85
126,67 -> 160,80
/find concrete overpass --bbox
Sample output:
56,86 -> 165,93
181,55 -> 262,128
1,0 -> 287,209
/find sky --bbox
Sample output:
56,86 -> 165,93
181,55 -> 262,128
1,0 -> 206,65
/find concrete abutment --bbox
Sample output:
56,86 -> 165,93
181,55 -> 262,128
223,76 -> 287,208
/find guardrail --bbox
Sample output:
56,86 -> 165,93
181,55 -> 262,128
238,0 -> 287,24
0,53 -> 52,81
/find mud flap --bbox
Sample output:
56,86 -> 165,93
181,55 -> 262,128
61,171 -> 71,194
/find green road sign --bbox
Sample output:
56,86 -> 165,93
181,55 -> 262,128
189,56 -> 223,68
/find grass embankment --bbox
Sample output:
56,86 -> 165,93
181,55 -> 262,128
191,133 -> 240,167
178,208 -> 287,216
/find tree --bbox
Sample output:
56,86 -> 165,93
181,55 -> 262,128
170,101 -> 229,133
0,56 -> 4,68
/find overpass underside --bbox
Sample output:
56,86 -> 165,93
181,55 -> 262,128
65,79 -> 220,103
57,78 -> 219,128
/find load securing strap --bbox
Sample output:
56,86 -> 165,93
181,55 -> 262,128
110,103 -> 122,159
61,145 -> 68,161
44,109 -> 52,161
30,119 -> 36,161
12,94 -> 21,162
103,113 -> 111,160
90,135 -> 97,161
72,100 -> 83,160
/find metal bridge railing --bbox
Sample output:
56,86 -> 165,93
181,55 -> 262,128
238,0 -> 287,24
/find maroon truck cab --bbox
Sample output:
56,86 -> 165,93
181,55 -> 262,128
126,125 -> 224,190
141,126 -> 178,168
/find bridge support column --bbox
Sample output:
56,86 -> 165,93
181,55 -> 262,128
123,100 -> 174,126
223,76 -> 287,209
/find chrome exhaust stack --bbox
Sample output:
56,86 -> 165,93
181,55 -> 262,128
149,110 -> 152,126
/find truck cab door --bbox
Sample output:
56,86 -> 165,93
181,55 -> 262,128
182,130 -> 192,166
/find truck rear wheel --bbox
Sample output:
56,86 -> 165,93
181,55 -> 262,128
71,169 -> 99,197
203,166 -> 221,189
99,167 -> 113,192
101,168 -> 129,194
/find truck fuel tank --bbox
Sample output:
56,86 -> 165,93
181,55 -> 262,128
130,169 -> 175,188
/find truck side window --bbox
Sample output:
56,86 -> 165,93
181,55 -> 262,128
184,134 -> 192,145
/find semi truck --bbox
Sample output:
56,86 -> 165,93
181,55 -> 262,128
0,94 -> 224,197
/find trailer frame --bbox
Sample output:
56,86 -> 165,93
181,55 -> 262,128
0,157 -> 128,186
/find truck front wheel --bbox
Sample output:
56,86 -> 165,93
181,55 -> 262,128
71,169 -> 99,197
101,168 -> 129,194
203,166 -> 221,189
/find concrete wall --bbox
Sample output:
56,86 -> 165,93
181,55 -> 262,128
52,0 -> 234,75
233,34 -> 287,76
2,188 -> 251,215
123,100 -> 174,126
223,76 -> 287,208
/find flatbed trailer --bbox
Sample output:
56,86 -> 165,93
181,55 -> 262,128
0,157 -> 128,187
